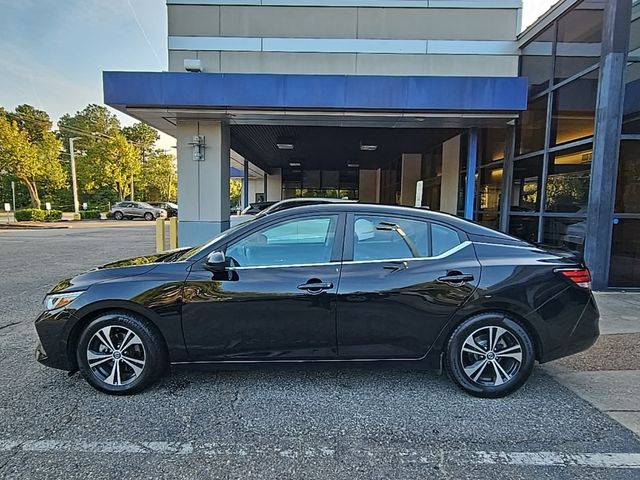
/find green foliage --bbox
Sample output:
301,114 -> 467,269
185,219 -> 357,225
15,208 -> 46,221
230,179 -> 243,208
81,132 -> 141,201
0,108 -> 65,209
137,152 -> 177,202
44,210 -> 62,221
79,210 -> 101,219
57,104 -> 121,154
123,123 -> 159,159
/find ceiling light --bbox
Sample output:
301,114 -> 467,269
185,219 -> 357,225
277,137 -> 295,150
347,163 -> 360,168
360,142 -> 378,152
289,162 -> 301,167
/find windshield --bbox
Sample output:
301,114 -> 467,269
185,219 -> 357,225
176,219 -> 255,261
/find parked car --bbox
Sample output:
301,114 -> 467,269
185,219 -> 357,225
150,202 -> 178,218
110,202 -> 167,221
35,203 -> 598,397
231,198 -> 355,227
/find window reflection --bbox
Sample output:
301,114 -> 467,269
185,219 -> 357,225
509,216 -> 538,244
551,76 -> 597,146
511,157 -> 543,213
521,25 -> 555,95
543,217 -> 586,253
546,147 -> 592,213
516,96 -> 547,155
610,219 -> 640,287
555,2 -> 603,84
616,141 -> 640,213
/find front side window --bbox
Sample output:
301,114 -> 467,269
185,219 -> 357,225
352,216 -> 430,261
226,215 -> 338,267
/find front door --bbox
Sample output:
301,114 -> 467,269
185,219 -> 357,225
336,214 -> 481,359
181,213 -> 344,360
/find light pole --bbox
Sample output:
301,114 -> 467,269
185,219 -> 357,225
68,137 -> 81,215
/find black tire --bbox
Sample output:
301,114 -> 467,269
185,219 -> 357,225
144,212 -> 154,221
445,312 -> 535,398
113,211 -> 124,220
76,311 -> 167,395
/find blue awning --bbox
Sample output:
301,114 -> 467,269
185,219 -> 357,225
103,72 -> 528,112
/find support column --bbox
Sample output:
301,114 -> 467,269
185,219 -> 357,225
177,120 -> 230,246
263,173 -> 268,201
464,128 -> 479,220
441,135 -> 461,214
399,153 -> 422,206
359,170 -> 378,203
584,0 -> 632,290
499,126 -> 516,233
266,168 -> 282,201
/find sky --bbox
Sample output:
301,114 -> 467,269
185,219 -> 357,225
0,0 -> 559,151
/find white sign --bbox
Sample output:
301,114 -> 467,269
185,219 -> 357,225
82,202 -> 88,210
45,202 -> 51,211
3,203 -> 10,212
415,180 -> 424,207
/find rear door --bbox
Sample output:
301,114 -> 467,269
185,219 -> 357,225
336,213 -> 481,359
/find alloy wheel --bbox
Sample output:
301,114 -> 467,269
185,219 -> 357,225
460,326 -> 523,387
86,325 -> 146,386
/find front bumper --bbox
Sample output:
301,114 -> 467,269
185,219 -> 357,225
34,308 -> 78,371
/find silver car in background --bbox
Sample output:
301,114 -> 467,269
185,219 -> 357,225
110,201 -> 167,221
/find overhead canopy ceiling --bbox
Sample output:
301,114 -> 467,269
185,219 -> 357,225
231,125 -> 462,172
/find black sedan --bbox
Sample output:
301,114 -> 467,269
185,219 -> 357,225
34,204 -> 599,397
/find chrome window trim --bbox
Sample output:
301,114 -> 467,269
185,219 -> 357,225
229,262 -> 341,270
344,240 -> 471,265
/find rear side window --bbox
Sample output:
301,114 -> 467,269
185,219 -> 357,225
352,215 -> 430,261
431,224 -> 462,256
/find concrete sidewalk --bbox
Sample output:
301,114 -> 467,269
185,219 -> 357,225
544,292 -> 640,438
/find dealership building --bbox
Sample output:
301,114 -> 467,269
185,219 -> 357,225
104,0 -> 639,289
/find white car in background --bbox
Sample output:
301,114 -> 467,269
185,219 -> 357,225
230,198 -> 356,227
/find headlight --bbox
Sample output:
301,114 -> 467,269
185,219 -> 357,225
43,291 -> 84,311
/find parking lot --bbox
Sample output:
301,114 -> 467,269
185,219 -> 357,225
0,226 -> 639,479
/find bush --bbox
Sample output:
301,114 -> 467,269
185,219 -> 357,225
14,209 -> 46,222
44,210 -> 62,221
80,210 -> 101,220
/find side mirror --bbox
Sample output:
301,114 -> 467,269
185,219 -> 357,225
205,251 -> 226,272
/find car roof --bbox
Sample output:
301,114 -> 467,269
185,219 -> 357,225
264,202 -> 525,242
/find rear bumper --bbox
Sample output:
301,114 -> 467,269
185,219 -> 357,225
538,292 -> 600,363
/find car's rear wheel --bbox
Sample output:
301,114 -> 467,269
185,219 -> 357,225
113,211 -> 124,220
76,311 -> 167,395
445,313 -> 535,398
144,212 -> 154,221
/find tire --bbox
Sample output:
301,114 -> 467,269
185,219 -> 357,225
76,311 -> 168,395
113,211 -> 124,221
445,312 -> 535,398
144,212 -> 154,221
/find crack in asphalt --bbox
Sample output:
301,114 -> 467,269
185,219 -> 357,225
0,322 -> 20,331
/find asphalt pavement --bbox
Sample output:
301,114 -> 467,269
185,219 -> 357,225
0,227 -> 639,479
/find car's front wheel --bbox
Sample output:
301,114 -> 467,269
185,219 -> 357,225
76,311 -> 167,395
445,313 -> 535,398
144,212 -> 154,221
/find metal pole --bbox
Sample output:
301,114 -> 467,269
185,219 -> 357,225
464,128 -> 479,220
263,173 -> 268,201
11,180 -> 16,216
69,138 -> 80,215
243,159 -> 249,208
130,174 -> 135,201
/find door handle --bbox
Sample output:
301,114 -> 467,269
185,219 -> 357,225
437,273 -> 474,285
297,281 -> 333,293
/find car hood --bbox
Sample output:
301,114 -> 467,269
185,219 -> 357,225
48,248 -> 191,294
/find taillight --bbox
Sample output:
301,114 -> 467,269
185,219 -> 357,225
555,267 -> 592,289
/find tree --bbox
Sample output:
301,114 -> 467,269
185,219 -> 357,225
122,123 -> 160,160
82,133 -> 141,201
138,152 -> 177,201
57,104 -> 121,154
230,179 -> 243,209
0,111 -> 65,209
